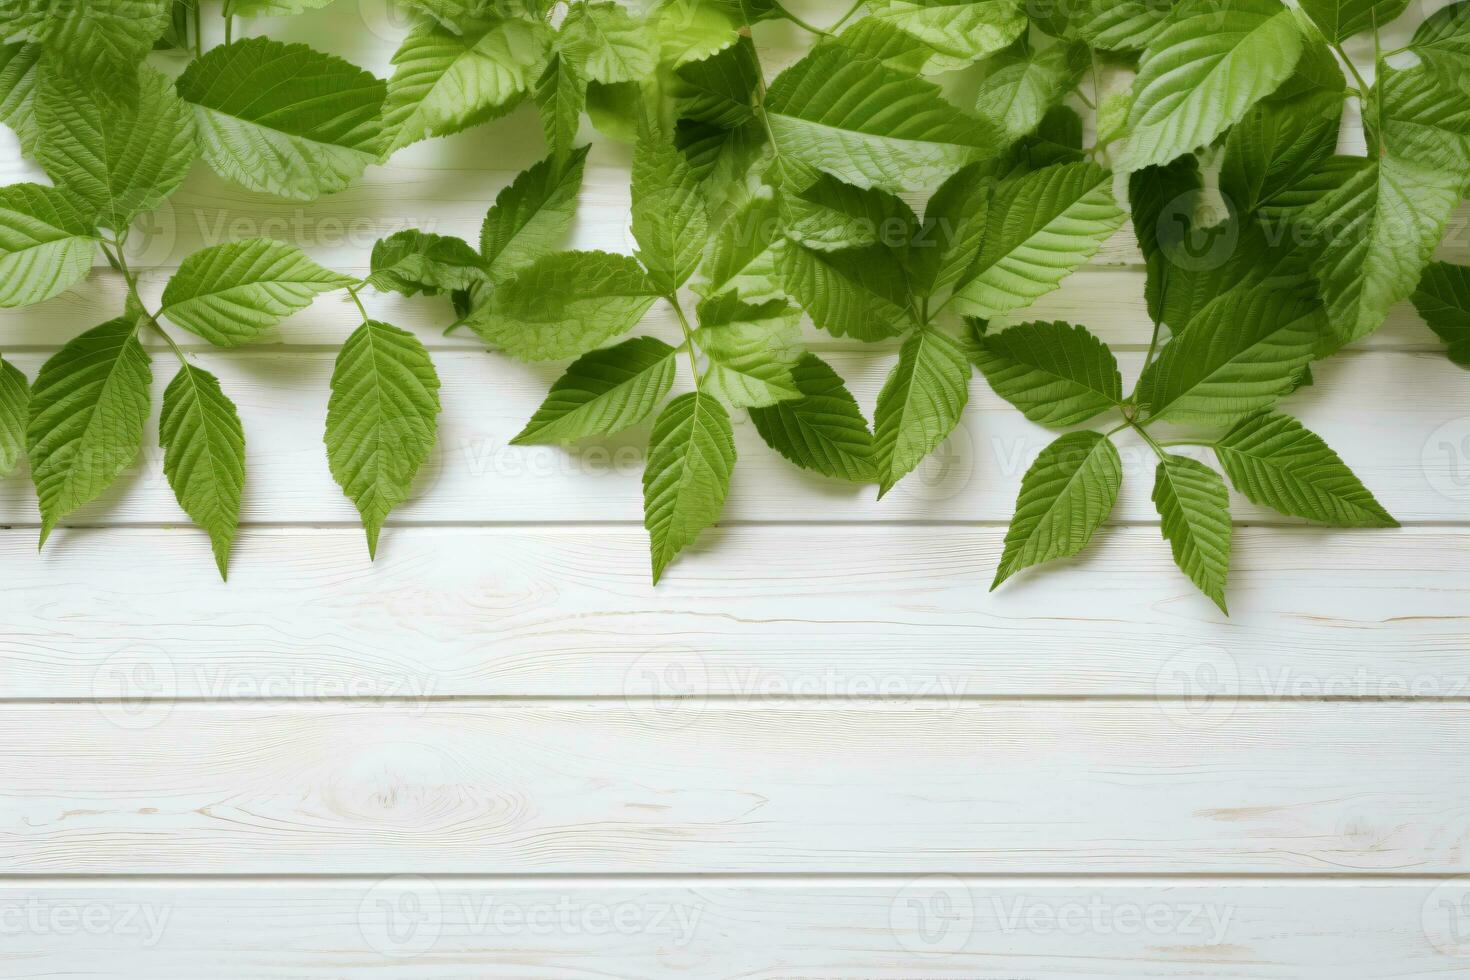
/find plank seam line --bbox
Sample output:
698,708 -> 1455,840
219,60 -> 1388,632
11,519 -> 1470,530
5,695 -> 1470,707
0,872 -> 1465,884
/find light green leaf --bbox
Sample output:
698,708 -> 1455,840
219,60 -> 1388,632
974,320 -> 1122,427
381,15 -> 550,154
36,65 -> 196,233
974,40 -> 1086,142
764,43 -> 998,192
177,37 -> 385,200
0,41 -> 41,153
1412,261 -> 1470,368
535,53 -> 585,155
1220,90 -> 1342,216
1301,154 -> 1461,344
632,128 -> 708,291
1117,0 -> 1304,173
470,250 -> 661,360
160,364 -> 246,579
481,146 -> 589,282
673,33 -> 756,126
366,229 -> 487,297
1137,287 -> 1325,426
992,429 -> 1121,589
873,327 -> 970,496
1214,411 -> 1397,526
694,292 -> 802,409
0,357 -> 28,477
1152,453 -> 1232,613
866,0 -> 1025,67
512,336 -> 677,444
643,390 -> 736,583
325,320 -> 441,558
648,0 -> 739,67
1374,64 -> 1470,176
833,17 -> 945,75
0,183 -> 98,309
558,1 -> 657,85
1298,0 -> 1408,42
396,0 -> 499,32
950,161 -> 1125,319
161,239 -> 355,347
749,352 -> 876,483
27,317 -> 152,544
779,242 -> 917,341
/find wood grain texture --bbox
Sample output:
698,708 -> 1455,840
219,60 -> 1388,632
1,879 -> 1466,978
3,701 -> 1469,874
0,349 -> 1460,529
2,526 -> 1465,699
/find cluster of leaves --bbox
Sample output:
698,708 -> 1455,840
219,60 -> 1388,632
0,0 -> 1461,608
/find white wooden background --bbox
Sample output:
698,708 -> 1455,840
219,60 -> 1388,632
2,3 -> 1470,977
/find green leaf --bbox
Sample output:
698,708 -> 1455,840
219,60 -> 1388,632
512,336 -> 677,444
36,65 -> 197,233
632,129 -> 708,291
161,239 -> 356,347
648,0 -> 740,67
0,183 -> 98,309
1374,64 -> 1470,176
1412,2 -> 1470,76
694,292 -> 802,409
1300,154 -> 1461,344
974,40 -> 1086,142
643,390 -> 736,583
177,37 -> 386,200
1412,261 -> 1470,368
779,242 -> 917,341
749,352 -> 876,483
396,0 -> 500,32
1298,0 -> 1409,42
672,34 -> 757,126
778,163 -> 918,253
993,429 -> 1121,589
1117,0 -> 1304,173
0,357 -> 28,477
0,41 -> 41,153
699,191 -> 786,300
974,320 -> 1122,427
1075,0 -> 1171,52
1137,287 -> 1325,426
20,0 -> 171,91
227,0 -> 337,14
470,250 -> 661,360
381,15 -> 550,154
159,364 -> 246,579
1152,453 -> 1232,613
1220,90 -> 1343,217
1214,411 -> 1397,526
481,146 -> 589,282
325,320 -> 442,558
950,162 -> 1125,319
833,17 -> 945,75
873,327 -> 970,496
535,53 -> 585,156
366,229 -> 487,297
919,163 -> 991,297
764,43 -> 998,193
27,317 -> 152,544
865,0 -> 1026,67
557,1 -> 657,85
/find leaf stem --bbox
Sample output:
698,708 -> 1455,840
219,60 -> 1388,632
103,241 -> 190,366
1333,42 -> 1372,98
345,284 -> 370,323
669,296 -> 701,390
829,0 -> 864,33
1128,418 -> 1167,458
775,3 -> 830,36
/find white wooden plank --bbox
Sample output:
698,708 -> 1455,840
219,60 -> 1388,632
0,348 -> 1459,527
2,701 -> 1469,874
0,879 -> 1465,978
2,526 -> 1465,699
